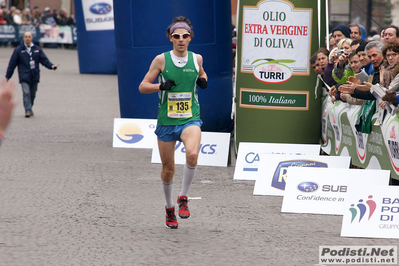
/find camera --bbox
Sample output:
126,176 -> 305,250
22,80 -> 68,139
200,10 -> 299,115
337,49 -> 345,56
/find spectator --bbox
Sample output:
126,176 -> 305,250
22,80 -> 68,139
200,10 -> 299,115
56,8 -> 75,26
380,42 -> 399,91
332,25 -> 351,46
0,9 -> 6,24
349,24 -> 362,40
21,8 -> 32,24
316,47 -> 329,72
383,25 -> 399,44
5,6 -> 16,25
31,8 -> 42,27
339,52 -> 368,105
310,53 -> 323,75
12,9 -> 22,25
67,13 -> 75,26
328,33 -> 336,49
333,38 -> 353,84
356,42 -> 374,75
339,41 -> 385,100
56,8 -> 68,26
380,29 -> 385,43
323,46 -> 340,88
52,9 -> 59,23
350,39 -> 363,51
42,7 -> 56,25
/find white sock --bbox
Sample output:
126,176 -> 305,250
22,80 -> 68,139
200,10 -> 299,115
180,164 -> 196,197
163,181 -> 174,208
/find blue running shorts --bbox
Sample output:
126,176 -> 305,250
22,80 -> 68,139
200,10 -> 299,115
155,119 -> 203,142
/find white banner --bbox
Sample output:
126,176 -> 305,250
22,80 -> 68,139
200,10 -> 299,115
82,0 -> 114,31
233,142 -> 320,180
241,0 -> 312,76
341,186 -> 399,239
282,168 -> 390,215
112,118 -> 157,149
151,132 -> 231,167
39,25 -> 73,44
253,154 -> 351,196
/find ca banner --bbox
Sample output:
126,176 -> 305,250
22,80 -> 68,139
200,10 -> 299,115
235,0 -> 327,150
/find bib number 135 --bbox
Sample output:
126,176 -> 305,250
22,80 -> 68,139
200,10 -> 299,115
176,102 -> 189,111
167,92 -> 192,118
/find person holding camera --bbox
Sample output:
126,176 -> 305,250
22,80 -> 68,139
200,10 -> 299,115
327,38 -> 353,102
333,38 -> 354,85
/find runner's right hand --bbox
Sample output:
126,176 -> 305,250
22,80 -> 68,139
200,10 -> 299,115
159,79 -> 176,91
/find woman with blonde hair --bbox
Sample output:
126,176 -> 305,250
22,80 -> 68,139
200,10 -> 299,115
332,38 -> 354,84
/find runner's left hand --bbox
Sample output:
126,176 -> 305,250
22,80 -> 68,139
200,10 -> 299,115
197,77 -> 207,89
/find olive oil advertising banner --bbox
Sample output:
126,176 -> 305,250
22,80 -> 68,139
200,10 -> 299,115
235,0 -> 327,149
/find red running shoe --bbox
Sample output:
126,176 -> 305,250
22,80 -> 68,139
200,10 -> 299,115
177,195 -> 190,219
165,206 -> 178,229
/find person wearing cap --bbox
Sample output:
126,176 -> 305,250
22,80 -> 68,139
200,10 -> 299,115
5,32 -> 57,117
139,16 -> 208,229
356,42 -> 374,75
332,25 -> 351,46
42,7 -> 55,25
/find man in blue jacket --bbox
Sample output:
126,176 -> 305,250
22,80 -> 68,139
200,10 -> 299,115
5,32 -> 57,117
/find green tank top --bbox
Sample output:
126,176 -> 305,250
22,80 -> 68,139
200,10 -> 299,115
157,51 -> 200,126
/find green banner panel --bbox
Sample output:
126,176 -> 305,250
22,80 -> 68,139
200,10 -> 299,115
321,97 -> 399,181
235,0 -> 327,150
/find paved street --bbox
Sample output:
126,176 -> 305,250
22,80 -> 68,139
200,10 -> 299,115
0,47 -> 397,266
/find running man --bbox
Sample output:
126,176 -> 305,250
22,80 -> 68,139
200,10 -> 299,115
139,16 -> 208,229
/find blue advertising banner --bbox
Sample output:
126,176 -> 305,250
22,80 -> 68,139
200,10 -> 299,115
0,25 -> 16,42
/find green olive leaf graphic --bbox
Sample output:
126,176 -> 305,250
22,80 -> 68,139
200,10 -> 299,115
252,59 -> 296,65
251,58 -> 275,64
254,62 -> 293,73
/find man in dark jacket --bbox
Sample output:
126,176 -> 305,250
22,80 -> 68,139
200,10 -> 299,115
5,32 -> 57,117
339,41 -> 384,99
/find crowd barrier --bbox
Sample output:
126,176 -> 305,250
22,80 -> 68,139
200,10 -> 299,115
321,96 -> 399,180
0,24 -> 77,44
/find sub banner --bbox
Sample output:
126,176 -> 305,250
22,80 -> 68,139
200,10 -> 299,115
282,168 -> 390,215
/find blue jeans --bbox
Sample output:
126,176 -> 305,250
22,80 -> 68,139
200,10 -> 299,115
21,82 -> 38,113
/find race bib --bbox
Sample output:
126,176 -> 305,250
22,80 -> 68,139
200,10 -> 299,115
167,92 -> 192,118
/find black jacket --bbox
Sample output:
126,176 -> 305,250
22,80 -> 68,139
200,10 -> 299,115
6,41 -> 53,84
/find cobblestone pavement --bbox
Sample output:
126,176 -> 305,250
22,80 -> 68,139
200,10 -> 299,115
0,47 -> 397,266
